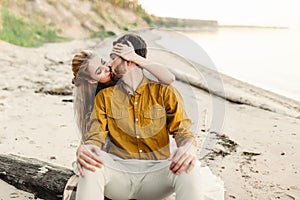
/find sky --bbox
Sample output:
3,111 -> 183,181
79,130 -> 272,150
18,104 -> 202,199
139,0 -> 300,27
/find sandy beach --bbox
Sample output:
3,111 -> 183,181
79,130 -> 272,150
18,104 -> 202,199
0,29 -> 300,200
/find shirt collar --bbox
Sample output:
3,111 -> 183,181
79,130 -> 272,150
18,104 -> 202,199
135,76 -> 149,95
118,76 -> 149,96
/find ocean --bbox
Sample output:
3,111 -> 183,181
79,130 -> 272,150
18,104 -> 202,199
181,28 -> 300,102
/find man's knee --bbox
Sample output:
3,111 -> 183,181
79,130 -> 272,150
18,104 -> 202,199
174,160 -> 202,187
76,167 -> 107,200
79,166 -> 106,183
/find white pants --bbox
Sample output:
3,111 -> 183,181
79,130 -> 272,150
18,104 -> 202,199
75,151 -> 224,200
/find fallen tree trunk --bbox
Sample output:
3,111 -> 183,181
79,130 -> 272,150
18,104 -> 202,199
0,154 -> 73,200
0,154 -> 175,200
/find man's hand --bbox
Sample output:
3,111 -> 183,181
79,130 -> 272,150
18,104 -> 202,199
169,141 -> 197,175
76,144 -> 103,176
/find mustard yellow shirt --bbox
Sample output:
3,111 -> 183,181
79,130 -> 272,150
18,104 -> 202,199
85,77 -> 196,160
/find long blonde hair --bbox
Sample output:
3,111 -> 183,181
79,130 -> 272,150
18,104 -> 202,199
71,50 -> 97,141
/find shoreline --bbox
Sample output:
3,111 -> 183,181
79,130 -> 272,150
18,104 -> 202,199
177,27 -> 300,103
147,25 -> 290,33
0,30 -> 299,199
142,29 -> 300,118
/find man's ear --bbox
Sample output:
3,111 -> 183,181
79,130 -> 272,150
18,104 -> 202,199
88,79 -> 98,84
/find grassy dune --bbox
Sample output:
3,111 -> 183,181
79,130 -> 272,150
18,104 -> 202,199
0,8 -> 65,47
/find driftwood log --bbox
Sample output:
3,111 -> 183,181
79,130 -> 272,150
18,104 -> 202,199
0,154 -> 175,200
0,154 -> 73,200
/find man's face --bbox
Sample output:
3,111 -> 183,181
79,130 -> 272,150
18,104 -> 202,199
108,54 -> 127,80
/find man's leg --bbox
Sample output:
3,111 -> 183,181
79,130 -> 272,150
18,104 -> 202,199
135,163 -> 175,200
75,151 -> 133,200
76,167 -> 106,200
172,161 -> 225,200
137,160 -> 224,200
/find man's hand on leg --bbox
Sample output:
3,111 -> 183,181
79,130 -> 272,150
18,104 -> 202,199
169,142 -> 197,175
76,144 -> 103,176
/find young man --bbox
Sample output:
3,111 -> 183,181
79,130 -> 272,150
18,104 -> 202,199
75,33 -> 224,200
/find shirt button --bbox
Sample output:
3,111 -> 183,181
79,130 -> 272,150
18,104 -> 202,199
139,149 -> 143,153
135,118 -> 138,122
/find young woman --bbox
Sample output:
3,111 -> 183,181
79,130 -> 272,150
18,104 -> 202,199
71,40 -> 175,142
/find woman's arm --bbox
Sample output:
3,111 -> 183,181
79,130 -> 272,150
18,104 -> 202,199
112,43 -> 175,85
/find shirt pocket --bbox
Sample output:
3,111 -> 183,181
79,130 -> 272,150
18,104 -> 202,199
148,108 -> 166,119
107,109 -> 128,119
142,105 -> 166,137
107,109 -> 134,137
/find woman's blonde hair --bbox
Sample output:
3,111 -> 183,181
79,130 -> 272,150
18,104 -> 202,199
72,50 -> 95,86
71,50 -> 97,141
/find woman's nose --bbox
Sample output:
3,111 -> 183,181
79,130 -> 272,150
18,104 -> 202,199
104,67 -> 111,72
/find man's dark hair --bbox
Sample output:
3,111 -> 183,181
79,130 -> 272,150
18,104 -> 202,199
113,33 -> 147,58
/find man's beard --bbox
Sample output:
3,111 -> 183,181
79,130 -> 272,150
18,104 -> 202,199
110,64 -> 127,82
110,72 -> 122,82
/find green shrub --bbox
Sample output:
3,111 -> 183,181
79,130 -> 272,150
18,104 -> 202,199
141,15 -> 153,25
90,30 -> 116,39
0,8 -> 65,47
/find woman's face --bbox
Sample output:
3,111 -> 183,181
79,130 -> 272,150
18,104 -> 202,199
87,55 -> 111,83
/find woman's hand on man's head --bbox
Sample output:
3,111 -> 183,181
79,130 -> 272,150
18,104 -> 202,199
111,41 -> 137,62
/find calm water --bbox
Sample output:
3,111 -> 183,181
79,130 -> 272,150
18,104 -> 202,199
182,28 -> 300,102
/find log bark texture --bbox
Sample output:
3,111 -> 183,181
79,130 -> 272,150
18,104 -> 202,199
0,154 -> 73,200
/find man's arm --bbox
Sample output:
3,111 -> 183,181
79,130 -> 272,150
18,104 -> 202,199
76,91 -> 108,176
84,93 -> 108,148
164,85 -> 198,175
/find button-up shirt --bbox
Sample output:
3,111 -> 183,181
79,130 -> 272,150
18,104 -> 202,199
85,76 -> 196,160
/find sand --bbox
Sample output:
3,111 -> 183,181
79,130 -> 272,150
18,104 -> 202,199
0,29 -> 299,200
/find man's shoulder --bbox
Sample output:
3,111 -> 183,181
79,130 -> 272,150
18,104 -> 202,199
146,79 -> 175,89
95,85 -> 115,98
147,80 -> 179,94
